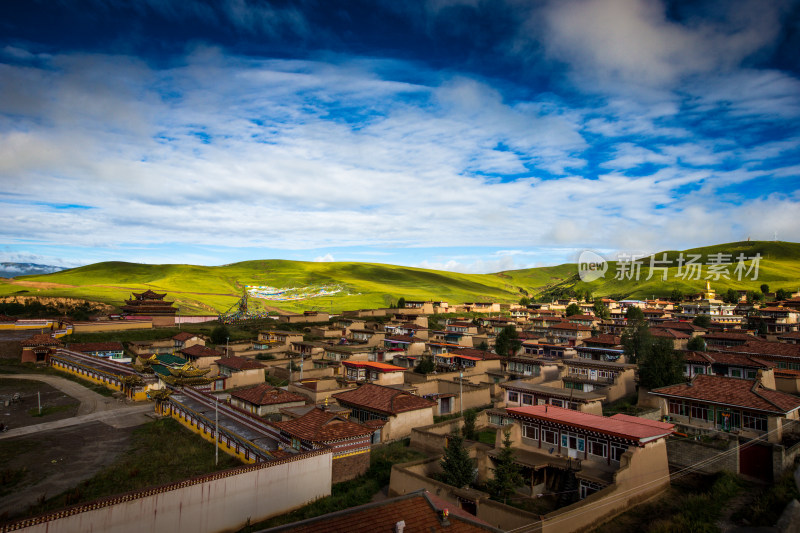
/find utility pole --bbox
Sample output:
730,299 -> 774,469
226,336 -> 229,357
215,396 -> 219,466
459,371 -> 463,416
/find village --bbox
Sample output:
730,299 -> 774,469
2,281 -> 800,533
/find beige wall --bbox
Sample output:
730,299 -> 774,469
384,407 -> 434,441
218,368 -> 266,389
7,451 -> 332,533
72,320 -> 153,333
537,440 -> 671,533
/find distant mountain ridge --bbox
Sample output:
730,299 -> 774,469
0,241 -> 798,314
0,262 -> 67,278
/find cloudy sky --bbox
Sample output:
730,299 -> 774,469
1,0 -> 798,273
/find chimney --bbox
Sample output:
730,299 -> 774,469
395,520 -> 406,533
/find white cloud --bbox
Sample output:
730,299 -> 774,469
314,253 -> 335,262
0,45 -> 797,266
536,0 -> 787,90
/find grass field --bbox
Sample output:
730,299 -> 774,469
1,241 -> 797,315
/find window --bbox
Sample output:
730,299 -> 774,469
690,403 -> 712,421
522,394 -> 533,405
729,368 -> 742,378
742,412 -> 767,431
588,438 -> 607,458
508,391 -> 519,403
668,399 -> 688,416
523,424 -> 539,440
543,429 -> 558,445
551,399 -> 564,408
610,443 -> 627,462
745,369 -> 757,380
537,398 -> 547,405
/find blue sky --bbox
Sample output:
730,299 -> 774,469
1,0 -> 799,273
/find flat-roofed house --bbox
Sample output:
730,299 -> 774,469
501,380 -> 605,415
341,361 -> 406,385
560,359 -> 637,403
333,383 -> 435,442
495,405 -> 673,502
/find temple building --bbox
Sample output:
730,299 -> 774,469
121,289 -> 177,326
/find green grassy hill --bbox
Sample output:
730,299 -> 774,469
0,241 -> 797,315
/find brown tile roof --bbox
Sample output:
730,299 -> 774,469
215,356 -> 265,371
584,334 -> 622,346
180,345 -> 224,358
778,331 -> 800,340
172,331 -> 198,342
660,321 -> 708,333
263,490 -> 500,532
567,314 -> 597,321
651,374 -> 800,414
704,332 -> 760,341
650,328 -> 690,339
720,341 -> 800,359
384,334 -> 424,343
21,334 -> 62,347
272,407 -> 372,442
333,383 -> 435,416
231,384 -> 306,406
67,342 -> 124,352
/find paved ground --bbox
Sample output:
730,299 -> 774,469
0,373 -> 154,523
1,373 -> 138,417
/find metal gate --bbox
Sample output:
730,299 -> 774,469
739,440 -> 772,482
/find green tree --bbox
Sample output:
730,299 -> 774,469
477,340 -> 489,352
622,320 -> 651,365
566,303 -> 581,316
415,356 -> 435,374
462,410 -> 477,441
494,325 -> 522,357
593,299 -> 610,319
669,288 -> 684,303
723,288 -> 739,304
761,284 -> 770,295
776,288 -> 790,301
440,430 -> 475,488
687,336 -> 706,351
396,297 -> 406,308
211,324 -> 230,345
625,306 -> 645,322
519,296 -> 530,306
487,428 -> 524,504
638,337 -> 686,389
692,314 -> 711,328
747,291 -> 765,304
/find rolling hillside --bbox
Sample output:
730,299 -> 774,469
0,241 -> 797,315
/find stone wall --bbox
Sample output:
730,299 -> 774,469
332,451 -> 371,483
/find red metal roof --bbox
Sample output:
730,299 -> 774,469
342,361 -> 406,372
507,405 -> 674,442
